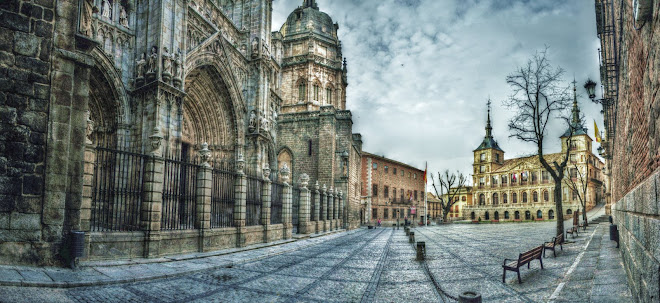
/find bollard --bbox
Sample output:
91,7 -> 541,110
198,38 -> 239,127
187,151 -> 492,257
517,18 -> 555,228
459,291 -> 482,303
405,226 -> 410,235
609,224 -> 619,248
416,241 -> 426,261
409,231 -> 415,243
69,231 -> 85,269
608,215 -> 613,223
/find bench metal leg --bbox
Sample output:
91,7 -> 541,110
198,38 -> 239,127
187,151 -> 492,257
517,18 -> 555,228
539,258 -> 544,269
517,271 -> 522,284
553,248 -> 556,258
502,269 -> 506,283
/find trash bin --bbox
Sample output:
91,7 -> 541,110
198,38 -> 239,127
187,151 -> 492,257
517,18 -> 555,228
459,291 -> 482,303
416,241 -> 425,261
69,230 -> 85,269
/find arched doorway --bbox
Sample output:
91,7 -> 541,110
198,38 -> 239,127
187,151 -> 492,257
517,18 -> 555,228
494,211 -> 499,220
471,212 -> 475,220
536,210 -> 542,219
504,211 -> 510,219
485,212 -> 490,220
514,211 -> 520,220
566,209 -> 573,215
525,210 -> 531,220
549,210 -> 555,219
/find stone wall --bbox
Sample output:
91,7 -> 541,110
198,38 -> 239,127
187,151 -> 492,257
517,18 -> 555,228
0,0 -> 55,265
599,0 -> 660,302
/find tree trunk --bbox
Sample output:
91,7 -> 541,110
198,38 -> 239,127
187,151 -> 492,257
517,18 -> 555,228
442,206 -> 449,222
582,204 -> 588,226
553,182 -> 564,236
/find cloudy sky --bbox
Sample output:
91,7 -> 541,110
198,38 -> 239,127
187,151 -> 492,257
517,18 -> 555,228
272,0 -> 604,185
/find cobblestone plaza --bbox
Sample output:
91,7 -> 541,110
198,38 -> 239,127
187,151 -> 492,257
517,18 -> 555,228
0,206 -> 632,302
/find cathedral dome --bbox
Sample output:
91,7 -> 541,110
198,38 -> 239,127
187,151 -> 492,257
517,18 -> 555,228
280,0 -> 337,41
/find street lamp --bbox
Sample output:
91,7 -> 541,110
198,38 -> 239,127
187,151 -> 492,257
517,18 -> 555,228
584,79 -> 597,99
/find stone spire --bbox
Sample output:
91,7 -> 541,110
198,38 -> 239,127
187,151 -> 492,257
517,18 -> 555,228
302,0 -> 318,9
571,80 -> 581,127
485,98 -> 493,139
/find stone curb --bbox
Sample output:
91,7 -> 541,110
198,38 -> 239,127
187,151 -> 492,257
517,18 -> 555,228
0,228 -> 353,288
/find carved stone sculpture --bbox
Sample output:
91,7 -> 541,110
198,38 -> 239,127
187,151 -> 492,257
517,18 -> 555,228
280,163 -> 290,183
260,116 -> 269,131
119,5 -> 128,27
236,153 -> 245,173
248,111 -> 257,131
85,111 -> 94,145
251,37 -> 259,59
299,173 -> 310,188
147,46 -> 158,77
199,142 -> 211,167
135,53 -> 146,83
149,127 -> 163,155
262,164 -> 270,180
172,50 -> 182,87
80,0 -> 98,36
101,0 -> 112,20
161,47 -> 172,82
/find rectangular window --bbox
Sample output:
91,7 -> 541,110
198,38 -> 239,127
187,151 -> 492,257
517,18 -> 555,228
393,188 -> 397,200
401,170 -> 404,176
384,208 -> 389,219
570,154 -> 577,163
326,88 -> 332,104
480,165 -> 485,173
372,208 -> 378,219
384,186 -> 389,198
384,165 -> 388,173
372,184 -> 378,197
414,173 -> 417,179
480,153 -> 486,161
393,168 -> 397,175
313,85 -> 319,100
495,153 -> 500,162
308,139 -> 312,156
479,177 -> 485,185
414,190 -> 418,200
372,162 -> 377,169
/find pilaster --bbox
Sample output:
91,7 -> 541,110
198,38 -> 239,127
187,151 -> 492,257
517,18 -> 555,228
195,144 -> 212,251
142,132 -> 164,258
314,181 -> 322,233
327,187 -> 334,230
234,155 -> 247,247
280,165 -> 293,239
298,174 -> 311,234
261,165 -> 272,242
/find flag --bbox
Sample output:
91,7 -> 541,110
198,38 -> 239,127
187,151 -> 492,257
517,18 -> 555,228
594,120 -> 602,143
423,162 -> 427,183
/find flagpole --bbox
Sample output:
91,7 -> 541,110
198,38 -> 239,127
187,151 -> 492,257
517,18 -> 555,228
424,161 -> 428,227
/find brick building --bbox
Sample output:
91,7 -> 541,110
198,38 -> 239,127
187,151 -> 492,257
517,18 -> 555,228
361,152 -> 425,225
426,193 -> 442,221
439,186 -> 473,221
467,97 -> 604,222
592,0 -> 660,301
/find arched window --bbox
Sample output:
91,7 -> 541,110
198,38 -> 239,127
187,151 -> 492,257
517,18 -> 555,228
512,193 -> 518,203
548,210 -> 555,219
492,193 -> 499,205
462,196 -> 466,201
485,212 -> 490,220
543,190 -> 549,202
532,191 -> 538,202
537,210 -> 542,219
479,194 -> 485,206
525,210 -> 531,220
514,211 -> 520,220
567,209 -> 573,215
313,83 -> 320,100
503,193 -> 508,203
298,81 -> 307,101
502,175 -> 508,184
471,212 -> 475,220
504,211 -> 510,219
522,192 -> 528,203
494,211 -> 499,220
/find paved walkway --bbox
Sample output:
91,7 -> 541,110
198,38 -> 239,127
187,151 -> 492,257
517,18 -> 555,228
0,205 -> 633,302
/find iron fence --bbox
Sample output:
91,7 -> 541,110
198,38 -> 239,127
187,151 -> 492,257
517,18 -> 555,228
210,166 -> 236,228
318,190 -> 324,221
310,191 -> 316,221
91,146 -> 147,231
292,187 -> 300,233
161,157 -> 198,230
245,174 -> 262,226
270,181 -> 284,224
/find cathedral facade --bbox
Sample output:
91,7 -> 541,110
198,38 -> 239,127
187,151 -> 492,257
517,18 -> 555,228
466,97 -> 604,222
0,0 -> 360,265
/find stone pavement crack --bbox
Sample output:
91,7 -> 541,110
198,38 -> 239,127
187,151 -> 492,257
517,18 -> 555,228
414,228 -> 535,303
173,228 -> 387,303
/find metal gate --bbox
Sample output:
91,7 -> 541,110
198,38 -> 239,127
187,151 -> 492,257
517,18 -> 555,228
292,187 -> 300,234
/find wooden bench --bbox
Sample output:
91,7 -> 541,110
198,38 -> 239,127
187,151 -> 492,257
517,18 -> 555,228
502,245 -> 544,283
543,233 -> 564,257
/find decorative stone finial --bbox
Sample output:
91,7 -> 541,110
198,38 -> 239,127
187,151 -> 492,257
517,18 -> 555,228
149,127 -> 162,155
236,153 -> 245,173
280,163 -> 290,183
199,142 -> 211,167
338,190 -> 343,199
322,184 -> 327,193
329,186 -> 334,196
315,180 -> 320,191
299,173 -> 310,188
263,163 -> 271,180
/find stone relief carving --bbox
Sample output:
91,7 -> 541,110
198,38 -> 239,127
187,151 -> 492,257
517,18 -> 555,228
85,111 -> 94,145
260,116 -> 269,132
251,37 -> 259,59
172,50 -> 182,87
248,110 -> 257,132
80,0 -> 98,36
101,0 -> 112,20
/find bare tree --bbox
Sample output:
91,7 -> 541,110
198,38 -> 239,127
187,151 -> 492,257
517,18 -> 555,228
430,170 -> 467,222
563,163 -> 589,226
503,47 -> 574,236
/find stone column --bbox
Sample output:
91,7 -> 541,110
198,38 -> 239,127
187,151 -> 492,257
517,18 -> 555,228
142,130 -> 164,257
314,181 -> 321,233
298,174 -> 311,234
195,143 -> 212,252
280,165 -> 292,239
333,189 -> 339,230
320,184 -> 328,232
327,187 -> 334,230
261,165 -> 272,242
234,155 -> 247,247
338,190 -> 344,229
80,118 -> 96,259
